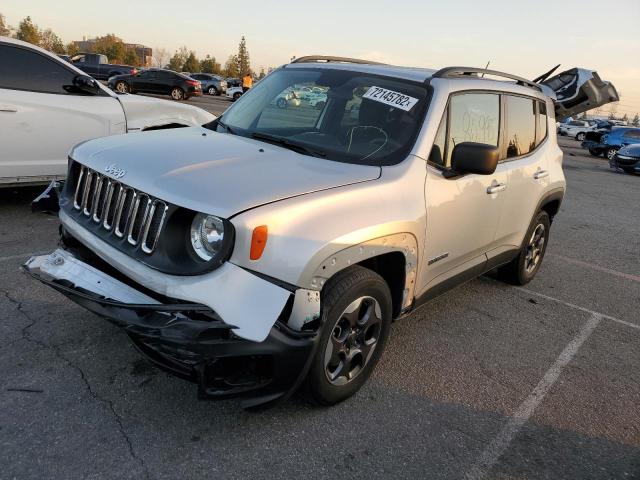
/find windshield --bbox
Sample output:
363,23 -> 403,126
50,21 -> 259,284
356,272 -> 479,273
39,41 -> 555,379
212,68 -> 429,166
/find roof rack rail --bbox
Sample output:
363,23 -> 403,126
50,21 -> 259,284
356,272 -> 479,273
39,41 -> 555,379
291,55 -> 387,66
432,67 -> 541,91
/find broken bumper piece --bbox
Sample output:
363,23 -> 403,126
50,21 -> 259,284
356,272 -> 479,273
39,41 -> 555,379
23,249 -> 318,409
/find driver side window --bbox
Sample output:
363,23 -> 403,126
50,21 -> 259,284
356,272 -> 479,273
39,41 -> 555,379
0,44 -> 77,95
429,93 -> 500,168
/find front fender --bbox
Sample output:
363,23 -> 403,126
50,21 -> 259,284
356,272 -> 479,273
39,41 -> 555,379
228,155 -> 427,308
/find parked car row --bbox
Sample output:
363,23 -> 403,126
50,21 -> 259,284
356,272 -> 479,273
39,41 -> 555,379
581,126 -> 640,161
0,36 -> 215,186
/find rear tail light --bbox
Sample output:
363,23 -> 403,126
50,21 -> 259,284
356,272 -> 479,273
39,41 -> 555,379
186,80 -> 200,86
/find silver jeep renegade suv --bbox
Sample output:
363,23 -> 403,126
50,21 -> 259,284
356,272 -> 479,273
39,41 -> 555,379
25,56 -> 618,408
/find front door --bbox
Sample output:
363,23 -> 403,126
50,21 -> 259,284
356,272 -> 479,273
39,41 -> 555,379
419,92 -> 508,294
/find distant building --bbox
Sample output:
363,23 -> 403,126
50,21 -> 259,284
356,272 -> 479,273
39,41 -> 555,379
74,36 -> 153,66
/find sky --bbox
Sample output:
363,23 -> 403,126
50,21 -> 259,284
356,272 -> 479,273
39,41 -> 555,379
3,0 -> 639,116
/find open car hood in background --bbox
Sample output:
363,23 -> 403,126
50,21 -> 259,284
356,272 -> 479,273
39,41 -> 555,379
541,68 -> 619,120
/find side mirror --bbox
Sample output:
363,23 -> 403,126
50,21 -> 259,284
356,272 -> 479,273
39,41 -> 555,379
71,75 -> 101,95
451,142 -> 499,175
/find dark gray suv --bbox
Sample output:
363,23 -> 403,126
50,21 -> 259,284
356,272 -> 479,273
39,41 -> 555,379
190,73 -> 227,95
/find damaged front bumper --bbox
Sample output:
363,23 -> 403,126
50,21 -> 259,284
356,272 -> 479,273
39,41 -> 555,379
23,249 -> 319,409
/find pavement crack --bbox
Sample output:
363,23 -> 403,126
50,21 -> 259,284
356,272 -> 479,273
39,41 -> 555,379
1,289 -> 151,479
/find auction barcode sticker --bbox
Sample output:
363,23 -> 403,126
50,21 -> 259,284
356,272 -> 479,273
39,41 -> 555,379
362,86 -> 419,112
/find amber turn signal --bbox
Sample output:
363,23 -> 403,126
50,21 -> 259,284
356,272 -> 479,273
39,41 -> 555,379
250,225 -> 268,260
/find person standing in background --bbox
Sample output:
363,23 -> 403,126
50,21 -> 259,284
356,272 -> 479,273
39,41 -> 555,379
242,73 -> 253,93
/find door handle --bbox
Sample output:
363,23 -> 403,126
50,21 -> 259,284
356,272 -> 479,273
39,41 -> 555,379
486,183 -> 507,194
0,106 -> 17,113
533,170 -> 549,180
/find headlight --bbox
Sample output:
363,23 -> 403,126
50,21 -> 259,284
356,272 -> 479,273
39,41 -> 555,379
190,213 -> 226,261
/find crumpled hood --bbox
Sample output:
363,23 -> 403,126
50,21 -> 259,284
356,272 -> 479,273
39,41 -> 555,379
115,94 -> 215,130
70,127 -> 381,218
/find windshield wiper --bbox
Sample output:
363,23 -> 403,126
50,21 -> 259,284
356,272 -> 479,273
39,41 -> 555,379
217,119 -> 235,135
250,132 -> 326,158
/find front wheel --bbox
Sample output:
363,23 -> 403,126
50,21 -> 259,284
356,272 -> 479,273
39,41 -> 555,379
207,86 -> 218,95
496,210 -> 550,285
170,87 -> 185,101
115,81 -> 129,93
304,266 -> 392,405
276,97 -> 287,109
605,148 -> 618,161
576,132 -> 586,141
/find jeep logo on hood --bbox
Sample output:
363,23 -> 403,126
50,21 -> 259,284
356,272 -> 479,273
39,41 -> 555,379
104,164 -> 126,179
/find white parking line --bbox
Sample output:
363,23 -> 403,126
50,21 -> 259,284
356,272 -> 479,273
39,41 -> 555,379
548,253 -> 640,283
0,251 -> 45,263
465,313 -> 602,480
517,286 -> 640,331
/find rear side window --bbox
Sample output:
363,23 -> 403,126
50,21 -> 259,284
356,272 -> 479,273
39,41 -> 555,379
504,95 -> 536,158
445,93 -> 500,166
0,44 -> 76,94
536,101 -> 548,145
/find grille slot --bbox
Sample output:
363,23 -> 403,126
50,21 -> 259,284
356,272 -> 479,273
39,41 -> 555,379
71,165 -> 167,254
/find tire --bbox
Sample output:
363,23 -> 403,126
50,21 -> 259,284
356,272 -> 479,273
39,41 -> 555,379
207,86 -> 218,95
605,148 -> 617,161
303,266 -> 392,406
588,148 -> 601,157
170,87 -> 185,101
315,101 -> 326,110
576,132 -> 586,142
232,92 -> 242,101
115,81 -> 129,94
496,210 -> 551,285
277,97 -> 287,109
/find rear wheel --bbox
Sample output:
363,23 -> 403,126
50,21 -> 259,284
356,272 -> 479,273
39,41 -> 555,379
207,86 -> 218,95
170,87 -> 185,101
496,210 -> 550,285
576,132 -> 586,141
315,101 -> 326,110
232,92 -> 242,101
304,266 -> 392,406
276,97 -> 287,109
115,81 -> 129,93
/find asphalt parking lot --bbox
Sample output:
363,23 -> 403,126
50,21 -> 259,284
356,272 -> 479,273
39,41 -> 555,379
0,134 -> 638,479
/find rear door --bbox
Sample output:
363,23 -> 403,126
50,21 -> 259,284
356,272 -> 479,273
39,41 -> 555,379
492,95 -> 552,256
0,42 -> 125,183
541,68 -> 619,120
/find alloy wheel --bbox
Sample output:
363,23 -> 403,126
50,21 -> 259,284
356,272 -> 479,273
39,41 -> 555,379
171,88 -> 184,100
524,223 -> 545,274
324,296 -> 382,386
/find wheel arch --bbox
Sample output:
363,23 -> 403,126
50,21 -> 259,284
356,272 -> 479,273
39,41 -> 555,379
538,188 -> 564,222
309,233 -> 419,318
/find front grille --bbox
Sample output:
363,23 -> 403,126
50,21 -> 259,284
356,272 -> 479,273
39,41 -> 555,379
72,165 -> 168,254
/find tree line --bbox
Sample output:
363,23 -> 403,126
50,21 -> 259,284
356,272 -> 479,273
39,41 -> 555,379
1,13 -> 264,78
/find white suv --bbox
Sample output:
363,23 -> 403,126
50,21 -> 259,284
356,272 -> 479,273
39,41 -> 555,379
25,57 -> 618,408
